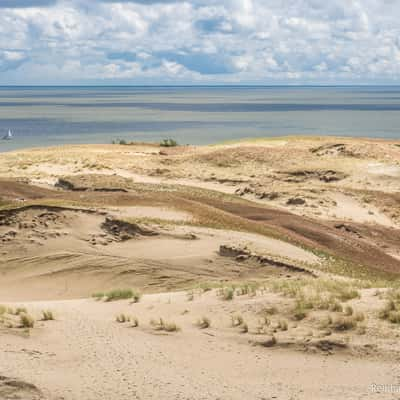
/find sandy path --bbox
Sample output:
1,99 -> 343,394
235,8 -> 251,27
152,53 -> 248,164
1,294 -> 398,400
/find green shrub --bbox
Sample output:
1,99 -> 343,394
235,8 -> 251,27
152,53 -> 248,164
160,138 -> 178,147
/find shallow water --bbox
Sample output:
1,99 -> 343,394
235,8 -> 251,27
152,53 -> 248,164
0,86 -> 399,152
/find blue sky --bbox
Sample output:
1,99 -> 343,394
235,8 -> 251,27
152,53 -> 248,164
0,0 -> 399,84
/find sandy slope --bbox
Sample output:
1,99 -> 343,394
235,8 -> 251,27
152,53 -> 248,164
2,291 -> 399,400
1,137 -> 400,400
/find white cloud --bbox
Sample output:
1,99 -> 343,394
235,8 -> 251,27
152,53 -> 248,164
0,0 -> 399,83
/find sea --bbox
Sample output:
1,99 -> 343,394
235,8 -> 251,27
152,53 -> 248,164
0,86 -> 399,152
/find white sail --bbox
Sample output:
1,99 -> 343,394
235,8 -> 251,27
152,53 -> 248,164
2,130 -> 13,140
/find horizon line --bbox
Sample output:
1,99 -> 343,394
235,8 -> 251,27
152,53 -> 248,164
1,84 -> 400,88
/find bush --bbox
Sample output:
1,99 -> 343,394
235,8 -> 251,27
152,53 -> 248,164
160,138 -> 178,147
112,139 -> 128,145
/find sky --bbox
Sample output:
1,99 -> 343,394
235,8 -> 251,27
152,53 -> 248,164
0,0 -> 399,85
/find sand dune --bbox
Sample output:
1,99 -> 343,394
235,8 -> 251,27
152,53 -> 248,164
1,137 -> 400,399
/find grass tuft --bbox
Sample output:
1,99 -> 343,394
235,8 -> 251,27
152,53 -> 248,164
196,316 -> 211,329
231,314 -> 244,327
130,317 -> 139,328
92,289 -> 141,302
116,313 -> 130,323
218,287 -> 234,301
19,313 -> 35,328
150,318 -> 180,332
41,310 -> 55,321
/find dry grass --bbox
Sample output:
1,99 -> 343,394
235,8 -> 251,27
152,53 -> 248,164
235,283 -> 259,297
116,314 -> 130,323
218,287 -> 235,301
150,318 -> 180,332
41,310 -> 55,321
317,311 -> 365,332
92,292 -> 105,301
277,319 -> 288,331
268,277 -> 361,322
130,317 -> 139,328
196,316 -> 211,329
19,313 -> 35,328
93,289 -> 141,302
331,316 -> 357,331
231,314 -> 244,327
186,290 -> 195,302
379,289 -> 400,324
0,305 -> 35,330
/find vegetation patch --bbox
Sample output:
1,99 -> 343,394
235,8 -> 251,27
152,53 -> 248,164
379,289 -> 400,323
41,310 -> 55,321
150,318 -> 180,332
160,138 -> 178,147
92,289 -> 141,302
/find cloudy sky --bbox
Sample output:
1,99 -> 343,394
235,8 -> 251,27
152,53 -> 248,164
0,0 -> 399,84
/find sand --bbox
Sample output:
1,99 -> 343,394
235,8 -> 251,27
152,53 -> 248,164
1,136 -> 400,399
1,290 -> 399,400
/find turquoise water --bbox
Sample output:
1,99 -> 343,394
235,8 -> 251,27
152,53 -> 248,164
0,86 -> 399,152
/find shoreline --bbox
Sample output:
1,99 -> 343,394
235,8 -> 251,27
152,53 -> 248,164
1,134 -> 400,154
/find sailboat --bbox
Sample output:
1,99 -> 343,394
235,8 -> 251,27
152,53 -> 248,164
2,130 -> 13,140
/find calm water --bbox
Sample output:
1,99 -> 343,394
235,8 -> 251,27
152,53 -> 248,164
0,86 -> 399,152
